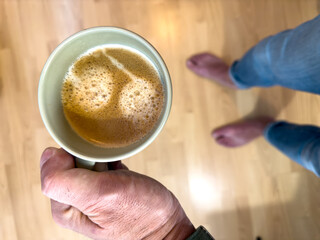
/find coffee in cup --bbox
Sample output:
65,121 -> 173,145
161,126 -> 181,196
61,46 -> 164,148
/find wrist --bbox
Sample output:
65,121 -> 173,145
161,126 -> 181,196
165,216 -> 195,240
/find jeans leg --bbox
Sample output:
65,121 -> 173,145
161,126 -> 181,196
264,121 -> 320,177
230,14 -> 320,94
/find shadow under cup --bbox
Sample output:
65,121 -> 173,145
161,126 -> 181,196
38,27 -> 172,163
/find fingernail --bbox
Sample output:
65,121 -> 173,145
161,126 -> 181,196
40,148 -> 55,167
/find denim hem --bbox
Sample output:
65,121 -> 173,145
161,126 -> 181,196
263,121 -> 320,177
263,121 -> 286,142
229,61 -> 250,89
296,136 -> 320,177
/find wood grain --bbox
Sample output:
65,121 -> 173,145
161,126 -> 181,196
0,0 -> 319,239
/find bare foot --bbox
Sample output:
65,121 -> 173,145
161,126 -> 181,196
212,117 -> 275,147
186,53 -> 237,89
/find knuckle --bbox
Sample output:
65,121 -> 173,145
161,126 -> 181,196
51,203 -> 72,228
89,224 -> 102,236
51,209 -> 67,227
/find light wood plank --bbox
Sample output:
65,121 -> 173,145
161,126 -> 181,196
0,0 -> 319,239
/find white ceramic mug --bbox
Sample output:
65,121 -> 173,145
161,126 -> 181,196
38,27 -> 172,169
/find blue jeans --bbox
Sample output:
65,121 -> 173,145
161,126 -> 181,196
229,15 -> 320,177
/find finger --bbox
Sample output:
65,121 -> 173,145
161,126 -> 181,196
51,199 -> 104,238
93,161 -> 129,172
41,148 -> 104,211
108,161 -> 129,170
119,162 -> 129,170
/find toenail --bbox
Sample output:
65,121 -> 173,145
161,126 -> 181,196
211,131 -> 220,138
215,136 -> 225,140
189,59 -> 197,65
187,59 -> 198,66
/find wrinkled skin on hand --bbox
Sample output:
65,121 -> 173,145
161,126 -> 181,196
40,148 -> 195,240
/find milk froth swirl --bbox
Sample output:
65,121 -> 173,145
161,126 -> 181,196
61,47 -> 164,148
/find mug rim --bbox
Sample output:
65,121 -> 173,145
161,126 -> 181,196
38,26 -> 172,162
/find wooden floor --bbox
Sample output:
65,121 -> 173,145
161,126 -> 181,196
1,0 -> 320,239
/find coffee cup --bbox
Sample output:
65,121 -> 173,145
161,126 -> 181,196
38,27 -> 172,169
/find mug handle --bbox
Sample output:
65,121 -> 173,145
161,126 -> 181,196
75,157 -> 95,170
75,157 -> 109,171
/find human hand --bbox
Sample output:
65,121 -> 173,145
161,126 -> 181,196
40,148 -> 195,240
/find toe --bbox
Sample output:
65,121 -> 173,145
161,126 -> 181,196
187,52 -> 214,66
216,136 -> 237,147
186,58 -> 198,68
211,127 -> 232,139
211,129 -> 220,138
216,136 -> 246,148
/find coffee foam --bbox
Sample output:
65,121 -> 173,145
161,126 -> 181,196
61,46 -> 164,147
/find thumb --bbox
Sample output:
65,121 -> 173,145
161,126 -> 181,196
40,147 -> 75,175
40,148 -> 106,211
